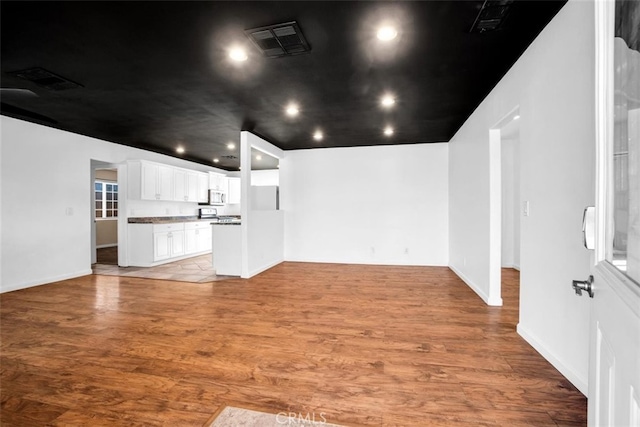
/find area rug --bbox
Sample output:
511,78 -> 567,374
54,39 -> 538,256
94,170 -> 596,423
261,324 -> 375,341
209,406 -> 345,427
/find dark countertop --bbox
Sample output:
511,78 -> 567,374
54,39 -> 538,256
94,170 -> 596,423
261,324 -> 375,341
128,216 -> 209,224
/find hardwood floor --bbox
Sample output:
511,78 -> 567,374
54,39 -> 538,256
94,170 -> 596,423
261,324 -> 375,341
96,246 -> 118,265
0,264 -> 586,426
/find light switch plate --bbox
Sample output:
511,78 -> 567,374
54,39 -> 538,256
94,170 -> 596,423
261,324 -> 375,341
523,201 -> 530,217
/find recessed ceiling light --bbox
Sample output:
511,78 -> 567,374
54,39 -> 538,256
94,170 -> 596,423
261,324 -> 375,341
384,126 -> 394,136
213,158 -> 220,163
313,130 -> 323,141
176,146 -> 185,154
381,95 -> 395,108
228,47 -> 248,62
285,104 -> 299,117
256,154 -> 262,160
377,26 -> 398,41
513,114 -> 521,120
227,142 -> 236,149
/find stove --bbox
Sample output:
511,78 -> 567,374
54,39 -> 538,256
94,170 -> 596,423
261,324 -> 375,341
216,216 -> 240,223
198,207 -> 217,219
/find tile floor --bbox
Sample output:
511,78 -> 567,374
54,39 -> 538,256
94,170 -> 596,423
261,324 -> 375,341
93,249 -> 235,283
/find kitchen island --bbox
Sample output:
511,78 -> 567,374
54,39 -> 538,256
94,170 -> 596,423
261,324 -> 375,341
212,222 -> 241,276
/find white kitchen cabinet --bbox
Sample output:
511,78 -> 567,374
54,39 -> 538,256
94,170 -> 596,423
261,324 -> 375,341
186,171 -> 199,202
153,231 -> 184,260
157,164 -> 174,200
129,160 -> 175,201
197,172 -> 209,203
185,221 -> 212,255
209,172 -> 228,192
128,221 -> 211,267
152,223 -> 184,261
174,169 -> 200,202
227,177 -> 241,204
130,160 -> 208,203
174,168 -> 187,201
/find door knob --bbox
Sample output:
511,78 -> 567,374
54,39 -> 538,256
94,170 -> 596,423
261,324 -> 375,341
572,275 -> 594,298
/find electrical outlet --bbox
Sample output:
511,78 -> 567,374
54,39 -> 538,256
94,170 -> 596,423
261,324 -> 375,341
404,247 -> 409,254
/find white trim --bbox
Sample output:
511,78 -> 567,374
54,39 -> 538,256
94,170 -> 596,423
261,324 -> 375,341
283,256 -> 448,267
517,322 -> 588,396
489,128 -> 503,306
595,261 -> 640,318
244,260 -> 283,279
1,269 -> 93,294
594,0 -> 614,265
449,264 -> 503,306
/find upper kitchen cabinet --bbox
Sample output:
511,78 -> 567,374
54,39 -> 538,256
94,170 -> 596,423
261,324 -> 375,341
209,172 -> 228,193
174,168 -> 187,201
129,160 -> 175,201
129,160 -> 210,203
174,168 -> 201,202
197,172 -> 208,203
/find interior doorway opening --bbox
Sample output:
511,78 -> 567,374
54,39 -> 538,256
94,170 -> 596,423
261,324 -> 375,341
90,160 -> 120,265
488,107 -> 521,306
500,115 -> 521,271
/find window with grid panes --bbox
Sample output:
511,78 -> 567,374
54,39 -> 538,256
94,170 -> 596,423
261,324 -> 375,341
95,181 -> 118,218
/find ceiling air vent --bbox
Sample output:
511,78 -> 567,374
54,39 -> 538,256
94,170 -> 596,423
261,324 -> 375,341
221,155 -> 238,160
470,0 -> 514,33
8,67 -> 83,91
245,21 -> 311,58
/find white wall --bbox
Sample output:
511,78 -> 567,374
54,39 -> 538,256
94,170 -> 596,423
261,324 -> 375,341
240,132 -> 285,278
251,169 -> 279,186
448,0 -> 594,394
281,143 -> 448,266
0,116 -> 225,293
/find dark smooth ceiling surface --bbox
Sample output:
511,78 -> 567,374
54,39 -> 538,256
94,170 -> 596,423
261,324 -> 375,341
1,1 -> 565,170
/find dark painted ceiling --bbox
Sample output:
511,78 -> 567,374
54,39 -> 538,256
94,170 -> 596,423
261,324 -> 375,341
1,1 -> 565,171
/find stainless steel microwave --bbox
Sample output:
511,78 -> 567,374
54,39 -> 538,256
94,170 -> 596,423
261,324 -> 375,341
207,189 -> 226,206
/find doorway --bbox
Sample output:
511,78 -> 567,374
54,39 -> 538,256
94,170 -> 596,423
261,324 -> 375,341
501,115 -> 521,271
488,107 -> 521,306
90,160 -> 119,265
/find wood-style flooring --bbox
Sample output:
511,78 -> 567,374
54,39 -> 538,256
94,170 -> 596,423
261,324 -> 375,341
0,264 -> 586,426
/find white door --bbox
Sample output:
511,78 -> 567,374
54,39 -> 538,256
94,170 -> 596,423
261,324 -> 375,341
588,1 -> 640,425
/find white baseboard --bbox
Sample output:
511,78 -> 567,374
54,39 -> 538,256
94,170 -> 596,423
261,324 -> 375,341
517,323 -> 588,396
449,264 -> 502,306
1,269 -> 93,294
283,255 -> 448,267
243,259 -> 283,279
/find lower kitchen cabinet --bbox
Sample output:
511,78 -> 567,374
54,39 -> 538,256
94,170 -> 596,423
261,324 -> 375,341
128,221 -> 211,267
184,221 -> 212,255
153,224 -> 185,262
